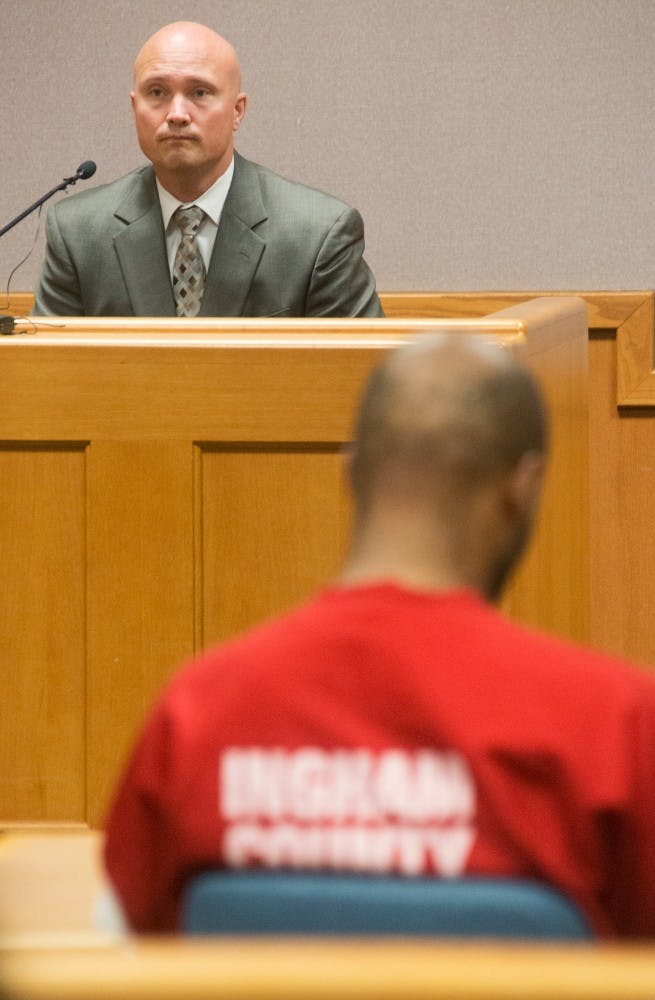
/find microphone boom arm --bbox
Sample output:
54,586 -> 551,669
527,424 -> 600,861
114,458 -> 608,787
0,166 -> 95,240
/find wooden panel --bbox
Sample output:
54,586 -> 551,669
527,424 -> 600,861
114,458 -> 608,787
0,331 -> 415,442
86,442 -> 195,827
0,293 -> 32,316
504,319 -> 588,642
200,446 -> 350,647
0,446 -> 86,822
587,332 -> 655,663
470,298 -> 589,643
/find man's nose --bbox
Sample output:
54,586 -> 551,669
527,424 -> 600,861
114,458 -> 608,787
167,96 -> 191,124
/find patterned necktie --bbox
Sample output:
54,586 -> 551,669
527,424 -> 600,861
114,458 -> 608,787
172,205 -> 206,317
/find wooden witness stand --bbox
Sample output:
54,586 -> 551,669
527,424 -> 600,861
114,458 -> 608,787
0,296 -> 588,829
2,297 -> 655,1000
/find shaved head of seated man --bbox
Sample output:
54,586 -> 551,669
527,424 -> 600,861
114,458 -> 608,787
33,21 -> 383,318
104,335 -> 655,937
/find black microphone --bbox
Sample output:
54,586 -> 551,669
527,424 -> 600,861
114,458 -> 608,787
74,160 -> 97,181
0,160 -> 98,240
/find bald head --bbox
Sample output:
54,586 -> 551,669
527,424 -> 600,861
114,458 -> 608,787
350,334 -> 548,515
134,22 -> 242,90
343,335 -> 548,598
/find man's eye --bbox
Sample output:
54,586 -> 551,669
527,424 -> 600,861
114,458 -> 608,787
148,87 -> 165,98
193,88 -> 209,98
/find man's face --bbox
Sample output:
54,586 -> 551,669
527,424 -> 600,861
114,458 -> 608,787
130,29 -> 246,198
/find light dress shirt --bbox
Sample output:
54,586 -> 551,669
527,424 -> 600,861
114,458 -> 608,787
157,158 -> 235,277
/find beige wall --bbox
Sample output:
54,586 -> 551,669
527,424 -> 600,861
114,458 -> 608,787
2,0 -> 654,294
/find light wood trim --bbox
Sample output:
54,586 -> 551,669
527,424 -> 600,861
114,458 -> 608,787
4,939 -> 655,1000
380,290 -> 652,330
615,293 -> 655,404
0,823 -> 90,833
480,294 -> 588,349
3,313 -> 524,342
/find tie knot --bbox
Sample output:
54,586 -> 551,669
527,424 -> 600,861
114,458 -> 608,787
174,205 -> 204,236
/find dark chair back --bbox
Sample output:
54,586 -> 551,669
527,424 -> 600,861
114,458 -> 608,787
182,872 -> 592,939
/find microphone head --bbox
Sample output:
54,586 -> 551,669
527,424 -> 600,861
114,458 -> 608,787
76,160 -> 97,180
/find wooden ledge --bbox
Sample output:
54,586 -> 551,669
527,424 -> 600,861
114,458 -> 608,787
7,290 -> 655,404
3,938 -> 655,1000
0,314 -> 527,351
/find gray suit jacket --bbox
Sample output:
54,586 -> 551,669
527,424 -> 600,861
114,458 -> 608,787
33,153 -> 383,317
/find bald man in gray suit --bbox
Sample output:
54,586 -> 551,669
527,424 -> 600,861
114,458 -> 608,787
33,22 -> 382,319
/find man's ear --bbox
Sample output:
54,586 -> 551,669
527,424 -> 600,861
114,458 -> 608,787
233,93 -> 247,131
504,450 -> 547,520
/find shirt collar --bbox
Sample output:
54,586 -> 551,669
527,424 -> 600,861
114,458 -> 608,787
156,157 -> 235,230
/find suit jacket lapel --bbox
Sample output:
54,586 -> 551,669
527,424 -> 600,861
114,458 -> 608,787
200,153 -> 267,317
113,167 -> 176,316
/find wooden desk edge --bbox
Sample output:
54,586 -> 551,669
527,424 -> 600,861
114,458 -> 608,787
3,938 -> 655,1000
